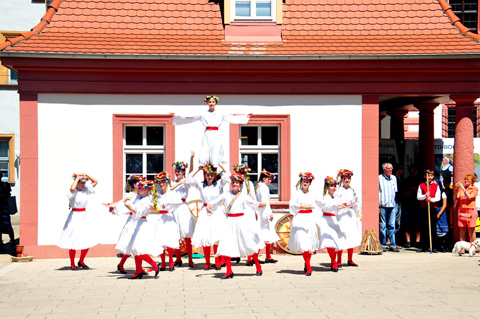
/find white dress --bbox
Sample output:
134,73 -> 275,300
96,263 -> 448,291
256,182 -> 280,244
58,184 -> 100,250
172,110 -> 249,166
334,186 -> 362,249
123,195 -> 162,256
243,180 -> 264,244
189,172 -> 230,247
171,179 -> 196,239
152,190 -> 182,250
317,194 -> 344,251
287,189 -> 323,253
210,191 -> 264,257
114,193 -> 138,254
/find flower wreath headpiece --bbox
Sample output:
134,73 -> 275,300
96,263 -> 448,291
127,175 -> 143,182
299,172 -> 315,181
232,164 -> 251,175
259,169 -> 276,181
172,161 -> 188,170
72,174 -> 89,182
204,95 -> 219,103
231,173 -> 244,183
155,172 -> 170,183
324,176 -> 338,185
203,165 -> 217,174
137,180 -> 155,189
337,169 -> 354,179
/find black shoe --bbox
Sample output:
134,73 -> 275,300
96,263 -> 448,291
215,265 -> 221,270
77,262 -> 90,269
419,248 -> 428,252
404,242 -> 411,248
169,266 -> 175,271
174,260 -> 182,267
129,273 -> 144,279
155,262 -> 161,277
246,260 -> 254,266
117,264 -> 127,274
188,262 -> 195,268
347,261 -> 358,267
330,264 -> 339,272
265,258 -> 278,263
221,273 -> 234,279
256,271 -> 263,276
204,264 -> 211,270
304,263 -> 307,273
231,258 -> 240,264
305,271 -> 312,276
160,264 -> 166,271
432,249 -> 438,253
389,247 -> 400,252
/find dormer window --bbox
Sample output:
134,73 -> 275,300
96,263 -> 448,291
233,0 -> 276,21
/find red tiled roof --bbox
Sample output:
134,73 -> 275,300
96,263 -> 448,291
1,0 -> 479,56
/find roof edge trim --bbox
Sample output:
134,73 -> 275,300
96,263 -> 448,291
438,0 -> 480,43
2,52 -> 480,61
0,0 -> 63,52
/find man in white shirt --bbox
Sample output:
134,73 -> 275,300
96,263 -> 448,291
379,163 -> 399,252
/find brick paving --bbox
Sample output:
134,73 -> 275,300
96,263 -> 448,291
0,248 -> 479,319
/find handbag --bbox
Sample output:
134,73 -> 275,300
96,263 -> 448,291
458,207 -> 472,222
8,196 -> 17,215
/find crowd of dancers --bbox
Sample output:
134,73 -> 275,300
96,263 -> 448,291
58,95 -> 362,279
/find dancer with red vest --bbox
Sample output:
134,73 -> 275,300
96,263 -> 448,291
58,173 -> 99,270
171,95 -> 251,166
206,173 -> 266,279
288,172 -> 322,276
416,169 -> 441,252
171,154 -> 196,268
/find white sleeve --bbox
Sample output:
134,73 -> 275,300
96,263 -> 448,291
209,192 -> 226,210
67,189 -> 76,200
219,171 -> 231,188
222,114 -> 250,125
172,114 -> 202,125
84,184 -> 95,195
186,173 -> 201,190
289,193 -> 301,216
417,185 -> 426,201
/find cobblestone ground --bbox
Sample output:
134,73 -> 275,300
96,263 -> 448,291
0,248 -> 479,319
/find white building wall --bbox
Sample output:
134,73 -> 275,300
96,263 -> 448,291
37,94 -> 362,245
0,0 -> 46,30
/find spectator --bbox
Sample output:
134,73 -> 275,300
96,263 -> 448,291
0,172 -> 15,250
440,156 -> 453,188
402,166 -> 421,248
456,173 -> 478,242
434,177 -> 448,252
417,169 -> 441,252
379,163 -> 399,252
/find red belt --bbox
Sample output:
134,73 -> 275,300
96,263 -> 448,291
141,216 -> 147,219
323,213 -> 335,217
72,208 -> 86,212
158,210 -> 169,214
228,213 -> 244,217
181,198 -> 186,202
206,127 -> 218,131
129,212 -> 133,215
203,203 -> 208,206
298,210 -> 312,214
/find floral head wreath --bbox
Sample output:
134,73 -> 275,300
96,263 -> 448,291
296,172 -> 314,189
204,95 -> 219,103
203,165 -> 217,174
72,174 -> 89,182
324,176 -> 338,185
231,173 -> 244,183
155,172 -> 170,183
337,169 -> 354,179
127,175 -> 142,182
137,180 -> 155,190
172,161 -> 188,170
232,164 -> 251,175
259,169 -> 276,181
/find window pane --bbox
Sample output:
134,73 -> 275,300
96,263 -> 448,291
125,127 -> 143,145
256,2 -> 271,16
262,153 -> 278,173
236,1 -> 251,16
0,161 -> 8,170
0,141 -> 8,158
147,154 -> 164,174
241,126 -> 258,145
241,153 -> 258,174
126,154 -> 143,173
9,70 -> 18,83
147,174 -> 157,182
261,127 -> 278,145
268,178 -> 278,195
146,126 -> 164,146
